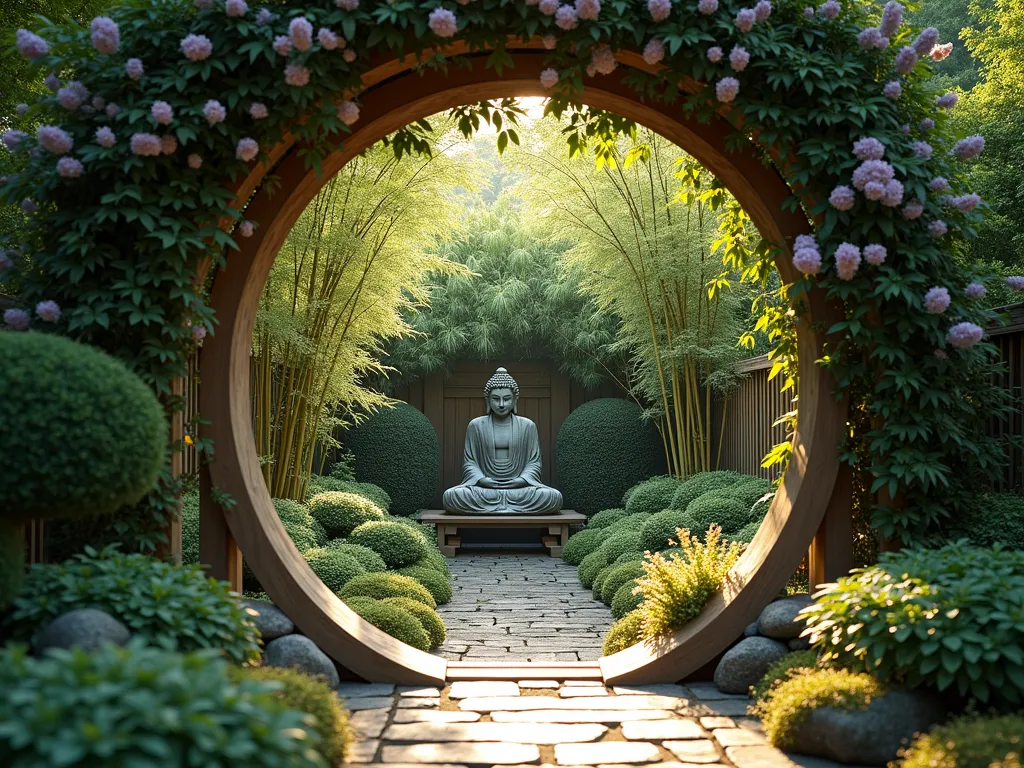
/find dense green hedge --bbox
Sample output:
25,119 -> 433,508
624,477 -> 681,516
381,597 -> 446,649
339,572 -> 436,609
348,521 -> 428,568
555,399 -> 667,517
308,491 -> 386,538
303,548 -> 366,593
344,403 -> 439,516
950,492 -> 1024,550
343,596 -> 431,651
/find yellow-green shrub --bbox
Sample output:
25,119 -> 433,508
603,611 -> 644,655
899,713 -> 1023,768
381,597 -> 446,649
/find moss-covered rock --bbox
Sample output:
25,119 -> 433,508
601,561 -> 647,605
670,471 -> 743,511
563,528 -> 609,565
397,565 -> 453,605
586,508 -> 630,529
324,540 -> 388,573
624,477 -> 682,516
343,596 -> 431,651
639,509 -> 694,553
685,494 -> 751,536
308,492 -> 387,538
303,548 -> 367,593
611,580 -> 643,618
555,399 -> 667,517
578,550 -> 611,588
603,610 -> 644,655
381,597 -> 446,649
348,520 -> 429,568
339,572 -> 436,608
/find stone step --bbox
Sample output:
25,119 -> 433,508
554,742 -> 663,765
458,696 -> 689,712
381,722 -> 607,744
380,742 -> 542,765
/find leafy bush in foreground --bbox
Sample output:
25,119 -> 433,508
898,713 -> 1024,768
752,650 -> 820,701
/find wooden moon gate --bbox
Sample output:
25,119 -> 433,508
199,48 -> 850,684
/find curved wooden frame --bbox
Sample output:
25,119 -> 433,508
200,49 -> 847,684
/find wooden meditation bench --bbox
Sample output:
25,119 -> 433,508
417,510 -> 586,557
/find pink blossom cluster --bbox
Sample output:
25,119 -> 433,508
90,17 -> 120,54
181,33 -> 214,61
902,200 -> 923,220
151,101 -> 174,124
285,63 -> 310,87
1007,276 -> 1024,292
542,35 -> 557,49
428,7 -> 458,36
754,0 -> 772,21
576,0 -> 601,20
858,27 -> 888,50
540,68 -> 560,89
290,17 -> 314,51
161,135 -> 177,155
851,159 -> 901,206
698,0 -> 718,14
238,220 -> 255,238
707,46 -> 723,62
716,77 -> 740,103
643,38 -> 666,65
930,42 -> 952,61
792,234 -> 821,275
556,5 -> 579,30
16,30 -> 48,60
337,100 -> 360,125
236,137 -> 259,162
965,281 -> 986,299
818,0 -> 840,20
895,46 -> 917,74
883,81 -> 901,99
319,29 -> 342,50
250,102 -> 268,119
951,193 -> 981,212
225,0 -> 248,17
2,130 -> 27,152
257,8 -> 275,25
648,0 -> 672,21
863,243 -> 886,265
928,219 -> 948,237
95,126 -> 116,148
540,0 -> 559,15
37,125 -> 73,154
729,46 -> 750,71
879,1 -> 903,36
924,286 -> 950,313
852,137 -> 885,160
126,58 -> 144,80
188,153 -> 203,168
834,243 -> 861,280
946,322 -> 983,349
204,99 -> 227,124
4,308 -> 30,331
952,135 -> 984,159
829,185 -> 855,211
58,81 -> 89,111
936,92 -> 958,109
36,300 -> 61,322
131,133 -> 162,156
912,27 -> 938,55
803,6 -> 814,17
592,46 -> 617,74
337,0 -> 359,9
343,49 -> 356,63
913,141 -> 932,159
57,157 -> 83,178
736,8 -> 755,31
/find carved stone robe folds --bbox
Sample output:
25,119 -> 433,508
442,414 -> 563,515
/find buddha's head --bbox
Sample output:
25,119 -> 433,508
484,367 -> 519,417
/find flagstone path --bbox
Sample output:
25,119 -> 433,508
338,680 -> 861,768
433,555 -> 614,662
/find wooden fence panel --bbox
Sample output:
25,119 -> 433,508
990,304 -> 1024,492
713,355 -> 789,481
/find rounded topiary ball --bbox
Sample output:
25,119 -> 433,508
381,596 -> 446,649
685,494 -> 750,536
587,508 -> 629,529
611,580 -> 643,618
603,610 -> 644,655
601,561 -> 647,605
324,540 -> 387,573
555,399 -> 667,517
303,548 -> 367,593
670,471 -> 743,512
717,477 -> 773,510
731,521 -> 762,544
397,565 -> 453,605
343,596 -> 431,651
348,520 -> 429,568
624,477 -> 682,516
562,528 -> 608,565
592,565 -> 616,599
343,403 -> 439,516
339,572 -> 436,608
640,509 -> 694,553
578,550 -> 611,588
308,491 -> 387,538
598,530 -> 642,561
0,332 -> 166,522
411,549 -> 451,576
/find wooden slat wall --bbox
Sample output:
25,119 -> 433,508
990,304 -> 1024,491
182,352 -> 201,477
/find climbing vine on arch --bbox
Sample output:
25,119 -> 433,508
1,0 -> 1019,544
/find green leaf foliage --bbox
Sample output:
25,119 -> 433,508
339,572 -> 436,609
343,596 -> 432,651
396,565 -> 453,605
303,548 -> 367,594
381,597 -> 447,649
348,520 -> 429,569
625,477 -> 682,515
602,610 -> 645,655
898,712 -> 1024,768
947,491 -> 1024,549
562,528 -> 610,565
803,542 -> 1024,705
308,491 -> 387,539
5,548 -> 261,665
324,540 -> 388,573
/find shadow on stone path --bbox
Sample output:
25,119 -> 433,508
433,554 -> 614,662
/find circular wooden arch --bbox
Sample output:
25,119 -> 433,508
199,48 -> 849,684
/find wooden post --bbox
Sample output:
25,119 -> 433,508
199,464 -> 243,590
807,462 -> 854,589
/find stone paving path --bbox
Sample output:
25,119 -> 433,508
338,680 -> 853,768
433,555 -> 614,662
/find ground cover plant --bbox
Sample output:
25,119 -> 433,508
898,712 -> 1024,768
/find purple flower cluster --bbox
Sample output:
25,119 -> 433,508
58,81 -> 89,111
707,46 -> 723,62
284,63 -> 310,87
912,27 -> 939,55
236,137 -> 259,162
863,244 -> 886,265
4,308 -> 30,331
729,46 -> 750,71
920,117 -> 935,131
879,1 -> 903,36
928,176 -> 948,192
238,220 -> 255,238
902,201 -> 924,220
204,99 -> 227,124
698,0 -> 718,14
90,17 -> 120,54
337,100 -> 361,125
953,136 -> 984,159
540,0 -> 559,14
35,300 -> 61,323
895,46 -> 917,74
131,132 -> 162,156
592,46 -> 617,74
250,102 -> 268,119
965,282 -> 986,299
936,92 -> 958,109
924,286 -> 950,313
273,36 -> 291,55
913,141 -> 933,159
45,73 -> 60,91
16,30 -> 48,60
57,157 -> 83,178
151,101 -> 174,125
181,33 -> 214,61
256,8 -> 275,25
792,234 -> 821,275
928,219 -> 948,238
735,8 -> 755,31
818,0 -> 840,20
951,193 -> 981,213
716,77 -> 740,102
834,243 -> 861,280
576,0 -> 601,20
883,81 -> 901,99
37,125 -> 74,154
225,0 -> 248,17
428,7 -> 459,36
290,17 -> 314,51
643,38 -> 666,65
754,0 -> 772,21
126,58 -> 144,80
829,185 -> 855,211
1007,276 -> 1024,292
540,68 -> 560,89
858,27 -> 888,49
319,29 -> 342,50
648,0 -> 672,22
2,130 -> 27,152
556,5 -> 579,30
106,103 -> 121,117
946,322 -> 983,349
852,137 -> 885,160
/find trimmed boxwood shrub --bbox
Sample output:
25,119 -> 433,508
717,477 -> 773,510
555,399 -> 667,517
381,597 -> 447,649
563,528 -> 609,565
614,551 -> 644,564
611,580 -> 643,618
241,666 -> 350,766
752,650 -> 819,701
598,530 -> 643,561
242,500 -> 327,592
348,521 -> 428,568
306,475 -> 392,513
578,550 -> 611,588
603,610 -> 644,655
950,492 -> 1024,550
685,494 -> 751,536
344,403 -> 439,516
730,521 -> 762,544
324,541 -> 387,573
6,548 -> 260,664
0,643 -> 328,768
640,509 -> 693,553
606,513 -> 652,534
624,477 -> 682,516
343,596 -> 431,651
601,561 -> 647,605
303,548 -> 367,593
308,491 -> 387,539
670,471 -> 742,512
412,549 -> 451,576
592,565 -> 616,599
397,566 -> 453,605
339,572 -> 436,608
803,542 -> 1024,705
587,508 -> 630,529
390,516 -> 439,550
899,713 -> 1024,768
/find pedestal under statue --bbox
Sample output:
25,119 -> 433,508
442,367 -> 563,516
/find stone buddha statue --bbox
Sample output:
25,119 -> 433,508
442,367 -> 564,516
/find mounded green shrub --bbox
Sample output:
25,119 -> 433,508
950,492 -> 1024,550
563,528 -> 609,565
802,542 -> 1024,705
181,490 -> 200,565
730,521 -> 762,544
390,516 -> 439,549
717,477 -> 773,510
0,643 -> 328,767
601,561 -> 647,605
343,403 -> 439,516
754,668 -> 885,749
303,548 -> 367,593
605,512 -> 652,533
6,548 -> 260,664
614,551 -> 644,564
412,549 -> 451,576
587,508 -> 630,529
611,580 -> 643,618
243,500 -> 327,592
752,650 -> 819,701
685,494 -> 751,536
640,509 -> 694,553
381,597 -> 447,649
603,610 -> 644,655
555,399 -> 667,517
324,540 -> 388,573
899,713 -> 1024,768
343,596 -> 431,651
348,520 -> 429,568
578,550 -> 612,588
241,666 -> 350,766
592,565 -> 616,599
624,476 -> 682,515
308,491 -> 387,538
598,530 -> 643,561
670,471 -> 742,512
306,475 -> 392,512
339,572 -> 436,608
397,565 -> 453,605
